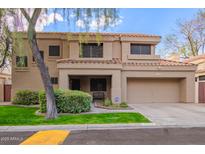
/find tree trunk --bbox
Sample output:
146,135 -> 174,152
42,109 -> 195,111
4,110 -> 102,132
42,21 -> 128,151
187,36 -> 196,56
27,29 -> 58,119
0,38 -> 9,68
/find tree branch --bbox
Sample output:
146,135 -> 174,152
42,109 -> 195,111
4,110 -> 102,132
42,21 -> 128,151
0,51 -> 7,68
20,8 -> 31,22
31,9 -> 42,26
0,37 -> 10,68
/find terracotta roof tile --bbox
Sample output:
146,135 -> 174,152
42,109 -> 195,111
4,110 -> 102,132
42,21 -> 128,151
57,58 -> 122,64
21,32 -> 160,38
57,58 -> 194,66
124,59 -> 194,66
184,54 -> 205,63
159,59 -> 194,66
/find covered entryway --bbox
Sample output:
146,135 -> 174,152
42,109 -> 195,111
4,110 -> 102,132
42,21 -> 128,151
69,75 -> 111,101
127,78 -> 181,104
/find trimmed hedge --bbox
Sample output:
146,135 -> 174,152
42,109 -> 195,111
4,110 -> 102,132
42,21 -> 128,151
13,90 -> 39,105
39,89 -> 92,113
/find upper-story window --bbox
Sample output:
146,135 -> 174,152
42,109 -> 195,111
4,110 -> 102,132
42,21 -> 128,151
16,56 -> 28,67
32,50 -> 44,62
199,76 -> 205,81
131,44 -> 151,55
49,45 -> 60,57
81,43 -> 103,58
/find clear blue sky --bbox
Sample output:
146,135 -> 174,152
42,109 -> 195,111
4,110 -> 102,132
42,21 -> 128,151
44,8 -> 199,56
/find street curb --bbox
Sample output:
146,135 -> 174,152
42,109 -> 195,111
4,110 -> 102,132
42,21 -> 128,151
2,123 -> 205,132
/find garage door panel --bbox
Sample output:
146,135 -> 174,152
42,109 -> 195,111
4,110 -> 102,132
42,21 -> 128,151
127,78 -> 180,104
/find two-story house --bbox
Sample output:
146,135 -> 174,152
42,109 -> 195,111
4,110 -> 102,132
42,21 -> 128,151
12,32 -> 196,104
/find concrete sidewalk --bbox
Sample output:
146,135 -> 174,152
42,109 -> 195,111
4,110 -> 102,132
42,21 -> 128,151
0,123 -> 154,132
3,123 -> 205,132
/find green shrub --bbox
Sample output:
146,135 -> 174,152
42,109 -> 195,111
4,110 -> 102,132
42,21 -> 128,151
13,90 -> 39,105
120,102 -> 128,108
103,98 -> 112,107
39,89 -> 92,113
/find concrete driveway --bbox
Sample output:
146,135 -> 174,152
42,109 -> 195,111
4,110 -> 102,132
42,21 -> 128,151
130,103 -> 205,126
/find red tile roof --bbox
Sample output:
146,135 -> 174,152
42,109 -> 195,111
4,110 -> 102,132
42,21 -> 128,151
57,58 -> 194,66
159,59 -> 194,66
70,32 -> 160,38
57,58 -> 122,64
125,59 -> 194,66
30,32 -> 160,38
184,54 -> 205,63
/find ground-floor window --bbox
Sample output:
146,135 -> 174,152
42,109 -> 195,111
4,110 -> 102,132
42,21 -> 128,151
51,77 -> 58,84
70,79 -> 81,90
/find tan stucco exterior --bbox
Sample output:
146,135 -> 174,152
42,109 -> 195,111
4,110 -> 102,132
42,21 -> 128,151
0,72 -> 11,102
12,32 -> 196,104
0,78 -> 4,102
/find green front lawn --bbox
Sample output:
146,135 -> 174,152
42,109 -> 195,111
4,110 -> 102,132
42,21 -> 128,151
0,106 -> 150,126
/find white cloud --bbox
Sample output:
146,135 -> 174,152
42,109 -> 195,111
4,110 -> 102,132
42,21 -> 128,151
69,12 -> 75,19
76,19 -> 85,28
47,13 -> 64,24
4,9 -> 64,32
75,15 -> 123,30
35,12 -> 64,31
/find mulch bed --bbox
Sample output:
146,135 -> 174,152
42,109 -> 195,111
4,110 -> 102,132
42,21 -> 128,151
94,102 -> 133,110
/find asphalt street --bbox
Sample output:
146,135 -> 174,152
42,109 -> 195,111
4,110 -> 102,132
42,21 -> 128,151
64,127 -> 205,145
0,131 -> 35,145
1,127 -> 205,145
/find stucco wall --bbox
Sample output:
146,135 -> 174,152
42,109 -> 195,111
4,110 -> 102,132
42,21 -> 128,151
0,78 -> 4,102
12,39 -> 61,97
12,34 -> 126,97
12,33 -> 195,104
112,41 -> 121,59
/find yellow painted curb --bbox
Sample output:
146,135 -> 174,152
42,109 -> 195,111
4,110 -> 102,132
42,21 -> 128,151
20,130 -> 70,145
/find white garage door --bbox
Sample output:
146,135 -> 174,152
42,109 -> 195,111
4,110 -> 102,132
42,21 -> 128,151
127,78 -> 180,104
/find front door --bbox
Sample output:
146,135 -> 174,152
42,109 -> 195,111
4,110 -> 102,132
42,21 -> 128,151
70,79 -> 81,90
4,84 -> 11,102
199,82 -> 205,103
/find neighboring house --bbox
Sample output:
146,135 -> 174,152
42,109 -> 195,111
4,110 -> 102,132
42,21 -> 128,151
12,32 -> 196,104
0,70 -> 11,102
166,52 -> 180,62
185,55 -> 205,103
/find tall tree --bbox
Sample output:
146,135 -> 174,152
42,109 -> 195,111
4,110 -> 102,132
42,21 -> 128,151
164,9 -> 205,57
0,9 -> 13,71
20,8 -> 58,119
4,8 -> 119,119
